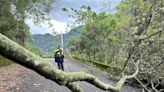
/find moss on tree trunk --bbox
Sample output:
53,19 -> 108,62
0,33 -> 139,92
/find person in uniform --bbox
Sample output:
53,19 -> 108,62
54,46 -> 64,71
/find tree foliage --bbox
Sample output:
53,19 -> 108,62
0,0 -> 55,54
68,0 -> 164,91
0,33 -> 139,92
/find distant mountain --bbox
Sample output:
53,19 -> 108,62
32,26 -> 83,57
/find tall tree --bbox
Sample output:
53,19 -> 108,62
68,0 -> 164,91
0,0 -> 55,45
0,0 -> 54,55
0,33 -> 139,92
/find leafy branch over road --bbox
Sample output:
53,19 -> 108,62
0,33 -> 139,92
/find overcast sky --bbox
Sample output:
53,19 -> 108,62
26,0 -> 121,34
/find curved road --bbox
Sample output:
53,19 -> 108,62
11,58 -> 141,92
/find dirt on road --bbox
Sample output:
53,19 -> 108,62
0,58 -> 141,92
0,64 -> 26,92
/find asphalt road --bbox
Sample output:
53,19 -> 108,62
10,58 -> 141,92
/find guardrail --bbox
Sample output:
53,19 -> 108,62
70,55 -> 122,76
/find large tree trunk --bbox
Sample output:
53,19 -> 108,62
0,33 -> 139,92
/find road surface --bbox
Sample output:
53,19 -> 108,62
10,58 -> 141,92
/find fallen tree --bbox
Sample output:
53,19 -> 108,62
0,33 -> 139,92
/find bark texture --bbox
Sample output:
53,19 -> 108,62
0,33 -> 139,92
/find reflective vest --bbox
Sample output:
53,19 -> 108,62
54,48 -> 62,57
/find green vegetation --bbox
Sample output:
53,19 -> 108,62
0,55 -> 13,67
0,0 -> 163,91
71,55 -> 121,76
0,0 -> 55,66
0,33 -> 140,92
25,40 -> 43,56
68,0 -> 164,91
32,26 -> 82,57
32,33 -> 60,57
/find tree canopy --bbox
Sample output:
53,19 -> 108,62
0,0 -> 163,91
0,0 -> 55,55
68,0 -> 164,91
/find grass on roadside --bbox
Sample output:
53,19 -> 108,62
0,55 -> 14,68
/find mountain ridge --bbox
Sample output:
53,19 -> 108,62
32,26 -> 83,57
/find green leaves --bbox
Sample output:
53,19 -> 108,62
62,8 -> 68,12
0,0 -> 53,56
69,1 -> 164,87
69,10 -> 127,63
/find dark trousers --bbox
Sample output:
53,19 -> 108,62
57,62 -> 64,71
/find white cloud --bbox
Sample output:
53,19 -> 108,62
25,19 -> 70,35
26,0 -> 121,35
45,19 -> 69,34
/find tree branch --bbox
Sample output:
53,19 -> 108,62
134,77 -> 150,92
0,33 -> 139,92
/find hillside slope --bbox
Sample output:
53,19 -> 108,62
32,26 -> 83,57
